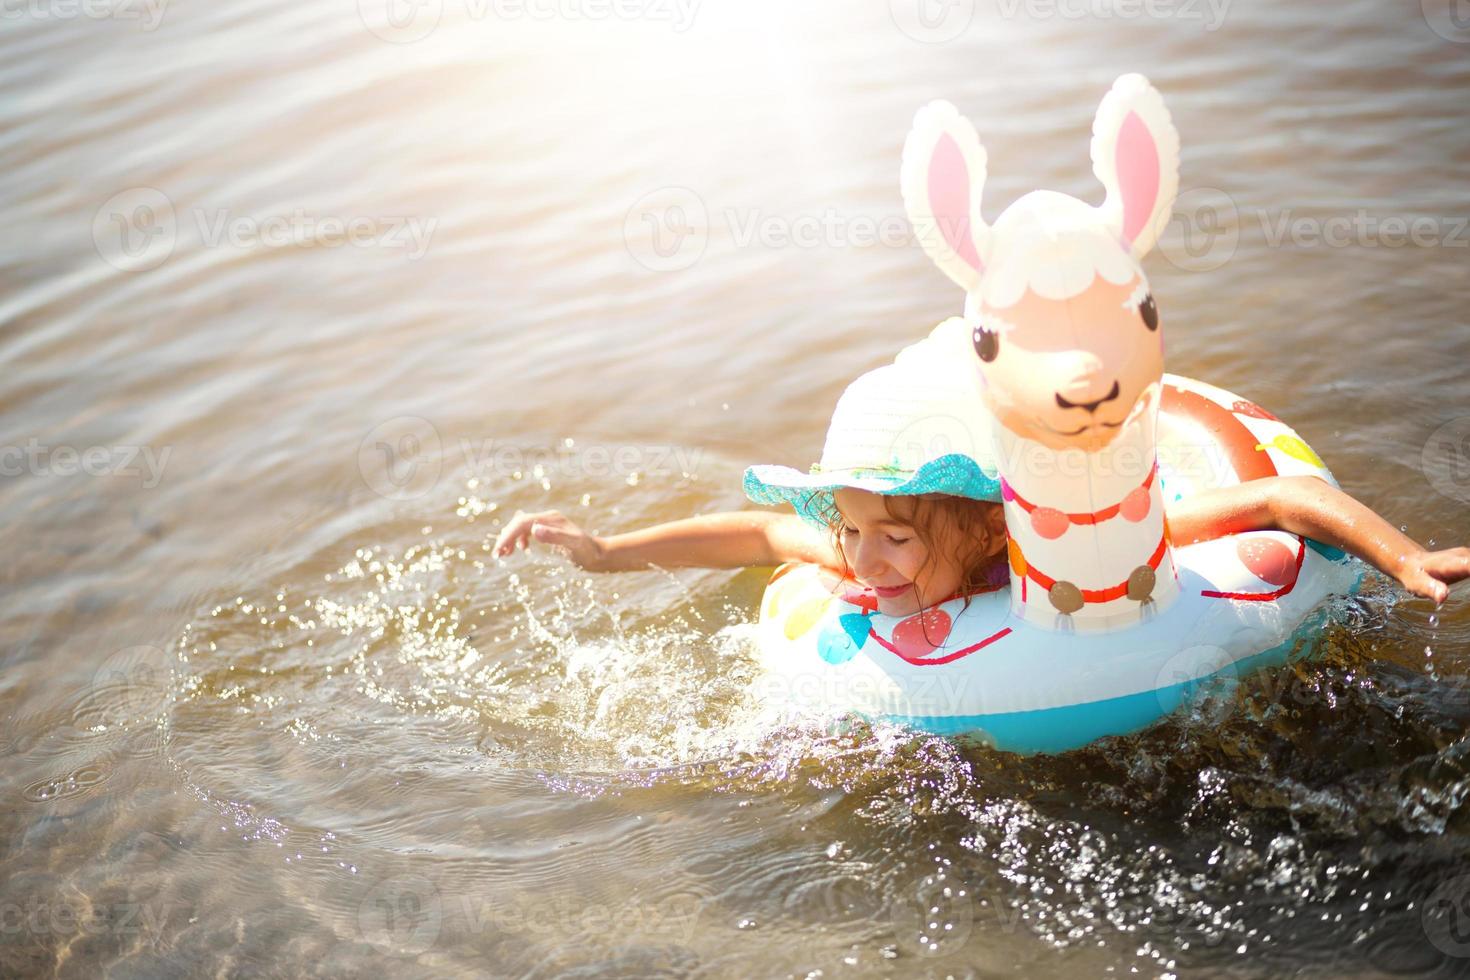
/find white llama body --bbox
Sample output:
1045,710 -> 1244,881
991,386 -> 1182,631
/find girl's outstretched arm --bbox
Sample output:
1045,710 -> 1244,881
493,509 -> 840,572
1166,475 -> 1470,604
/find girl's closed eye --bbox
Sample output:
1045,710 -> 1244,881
838,521 -> 911,545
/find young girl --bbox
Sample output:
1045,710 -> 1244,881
492,361 -> 1470,616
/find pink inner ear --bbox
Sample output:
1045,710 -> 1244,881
928,133 -> 982,273
1116,110 -> 1160,247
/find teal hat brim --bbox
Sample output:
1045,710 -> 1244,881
743,453 -> 1002,528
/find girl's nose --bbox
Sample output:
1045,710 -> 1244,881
851,538 -> 886,580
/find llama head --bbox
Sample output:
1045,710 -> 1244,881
901,74 -> 1180,453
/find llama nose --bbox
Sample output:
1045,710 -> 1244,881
1055,380 -> 1121,414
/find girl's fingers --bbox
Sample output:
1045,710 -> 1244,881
1406,570 -> 1449,605
494,511 -> 573,558
494,512 -> 536,556
532,521 -> 577,547
1424,549 -> 1470,585
493,528 -> 522,557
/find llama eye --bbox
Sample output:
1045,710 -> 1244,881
972,323 -> 1000,362
1139,293 -> 1159,331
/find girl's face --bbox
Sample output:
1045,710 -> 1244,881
832,488 -> 995,617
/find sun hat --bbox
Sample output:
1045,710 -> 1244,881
743,318 -> 1002,527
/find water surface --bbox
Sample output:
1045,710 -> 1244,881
3,1 -> 1470,976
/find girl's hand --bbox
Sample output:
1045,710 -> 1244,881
1397,547 -> 1470,605
492,510 -> 606,570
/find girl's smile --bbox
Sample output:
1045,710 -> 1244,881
870,583 -> 912,599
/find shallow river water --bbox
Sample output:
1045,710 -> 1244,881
3,1 -> 1470,977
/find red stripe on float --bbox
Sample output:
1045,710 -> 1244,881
1201,535 -> 1307,601
868,626 -> 1013,666
1006,462 -> 1157,526
1161,383 -> 1279,483
1021,532 -> 1169,603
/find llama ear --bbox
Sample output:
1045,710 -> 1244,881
901,100 -> 989,293
1091,74 -> 1180,259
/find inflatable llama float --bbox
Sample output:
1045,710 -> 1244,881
752,75 -> 1364,753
